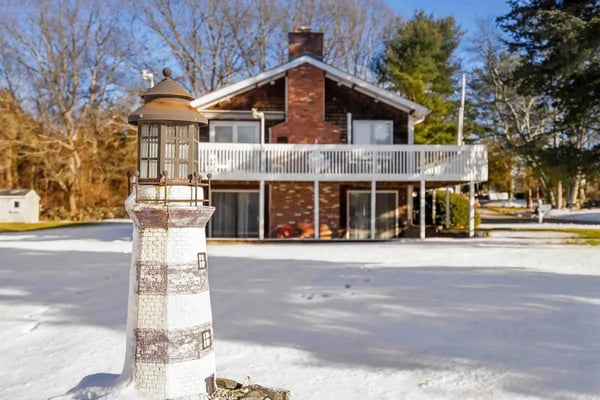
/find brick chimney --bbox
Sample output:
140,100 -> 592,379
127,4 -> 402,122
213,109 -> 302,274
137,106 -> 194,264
272,29 -> 338,144
288,27 -> 323,60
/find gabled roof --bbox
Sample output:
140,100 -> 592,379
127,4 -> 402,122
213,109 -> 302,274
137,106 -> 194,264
190,55 -> 430,123
0,189 -> 38,197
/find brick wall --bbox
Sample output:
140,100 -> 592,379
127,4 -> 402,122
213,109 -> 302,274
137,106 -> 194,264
269,182 -> 340,238
271,64 -> 340,144
319,183 -> 341,237
288,30 -> 323,60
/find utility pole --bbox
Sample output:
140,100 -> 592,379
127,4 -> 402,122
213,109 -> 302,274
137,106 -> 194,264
457,73 -> 466,146
455,73 -> 466,197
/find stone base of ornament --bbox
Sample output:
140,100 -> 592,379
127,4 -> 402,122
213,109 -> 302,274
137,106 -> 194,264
210,377 -> 290,400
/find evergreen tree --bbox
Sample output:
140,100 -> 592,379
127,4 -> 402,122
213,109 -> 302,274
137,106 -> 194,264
498,0 -> 600,128
498,0 -> 600,206
373,11 -> 462,144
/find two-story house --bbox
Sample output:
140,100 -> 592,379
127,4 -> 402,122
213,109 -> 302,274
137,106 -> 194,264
191,29 -> 487,240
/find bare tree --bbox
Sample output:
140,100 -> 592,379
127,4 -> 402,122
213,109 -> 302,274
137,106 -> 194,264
137,0 -> 259,96
275,0 -> 398,80
138,0 -> 397,96
0,90 -> 35,189
469,20 -> 563,206
0,0 -> 133,212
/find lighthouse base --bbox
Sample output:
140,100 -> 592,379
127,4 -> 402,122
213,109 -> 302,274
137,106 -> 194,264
123,185 -> 216,399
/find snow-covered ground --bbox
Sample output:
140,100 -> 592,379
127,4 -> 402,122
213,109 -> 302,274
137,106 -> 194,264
1,222 -> 600,400
483,200 -> 600,223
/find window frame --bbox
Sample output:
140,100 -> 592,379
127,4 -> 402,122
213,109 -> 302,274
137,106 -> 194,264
351,120 -> 394,145
346,190 -> 398,239
209,121 -> 260,143
201,329 -> 212,350
10,200 -> 22,213
209,189 -> 260,238
138,123 -> 199,181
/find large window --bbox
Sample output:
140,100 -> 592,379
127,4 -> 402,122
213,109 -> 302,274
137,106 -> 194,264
352,120 -> 393,145
210,121 -> 259,143
347,191 -> 398,239
210,191 -> 259,238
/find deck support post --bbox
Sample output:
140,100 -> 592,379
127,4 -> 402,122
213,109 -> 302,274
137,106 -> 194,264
420,180 -> 426,239
259,180 -> 265,240
469,181 -> 475,238
370,180 -> 376,240
432,189 -> 437,226
407,185 -> 414,225
445,188 -> 451,229
314,180 -> 319,239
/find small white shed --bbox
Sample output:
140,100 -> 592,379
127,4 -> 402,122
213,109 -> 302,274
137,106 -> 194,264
0,189 -> 40,223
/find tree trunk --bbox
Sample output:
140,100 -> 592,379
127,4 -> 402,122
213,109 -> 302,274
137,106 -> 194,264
569,173 -> 582,208
68,190 -> 77,213
527,187 -> 533,210
557,180 -> 563,209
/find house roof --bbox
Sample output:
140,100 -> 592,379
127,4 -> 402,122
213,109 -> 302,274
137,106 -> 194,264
0,189 -> 37,197
190,55 -> 430,123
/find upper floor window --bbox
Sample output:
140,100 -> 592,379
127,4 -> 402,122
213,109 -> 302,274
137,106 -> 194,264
352,120 -> 393,145
209,121 -> 259,143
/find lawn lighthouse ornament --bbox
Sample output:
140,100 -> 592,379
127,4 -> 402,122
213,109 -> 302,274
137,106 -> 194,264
123,67 -> 217,398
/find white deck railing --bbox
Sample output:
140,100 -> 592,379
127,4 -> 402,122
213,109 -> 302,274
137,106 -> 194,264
198,143 -> 488,182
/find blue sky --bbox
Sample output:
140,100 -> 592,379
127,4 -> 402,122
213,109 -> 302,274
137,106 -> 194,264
385,0 -> 511,36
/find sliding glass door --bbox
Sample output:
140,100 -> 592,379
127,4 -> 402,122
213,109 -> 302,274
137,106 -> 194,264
211,191 -> 259,238
347,191 -> 398,239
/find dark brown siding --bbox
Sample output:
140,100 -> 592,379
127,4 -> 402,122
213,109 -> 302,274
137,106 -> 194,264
325,78 -> 409,144
210,78 -> 285,111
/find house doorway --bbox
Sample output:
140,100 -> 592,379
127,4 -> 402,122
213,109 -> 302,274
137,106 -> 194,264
347,190 -> 398,239
210,191 -> 259,238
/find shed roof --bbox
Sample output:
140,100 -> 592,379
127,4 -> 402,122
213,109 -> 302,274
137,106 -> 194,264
0,189 -> 37,197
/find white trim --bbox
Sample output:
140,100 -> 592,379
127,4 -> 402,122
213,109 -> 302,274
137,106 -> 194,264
259,181 -> 265,240
407,114 -> 415,145
420,180 -> 426,239
370,181 -> 376,239
197,142 -> 489,183
407,185 -> 414,225
445,188 -> 451,229
201,110 -> 285,121
191,55 -> 430,121
346,112 -> 352,143
469,181 -> 475,238
314,180 -> 319,239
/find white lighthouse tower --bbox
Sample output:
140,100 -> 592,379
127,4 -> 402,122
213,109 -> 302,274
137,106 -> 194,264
123,68 -> 217,398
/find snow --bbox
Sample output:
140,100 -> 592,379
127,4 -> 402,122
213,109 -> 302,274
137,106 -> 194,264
548,208 -> 600,223
482,200 -> 600,223
1,222 -> 600,400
